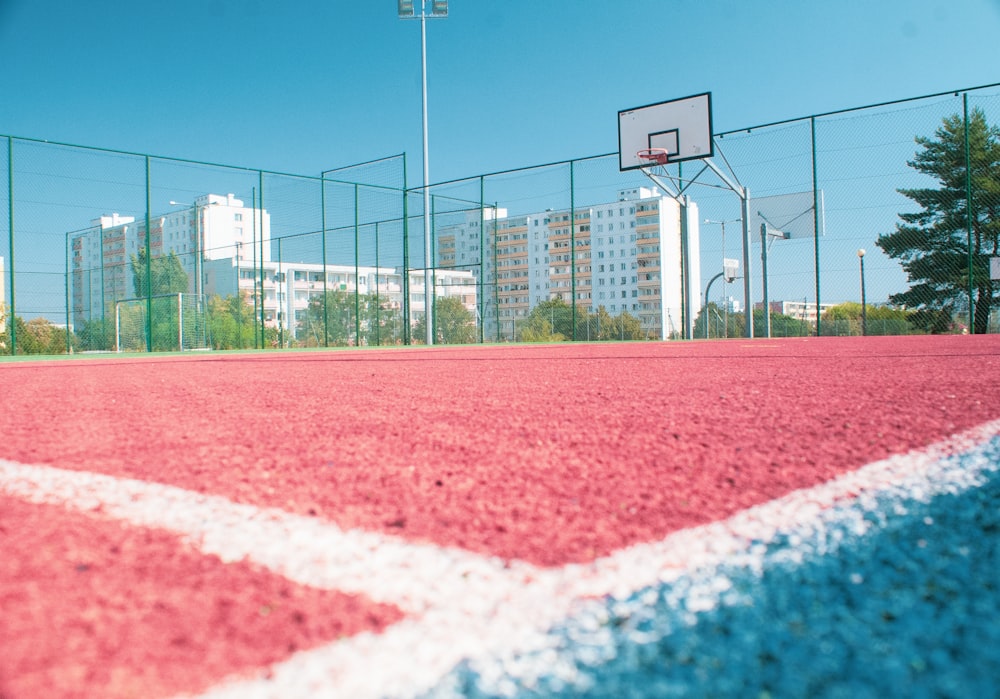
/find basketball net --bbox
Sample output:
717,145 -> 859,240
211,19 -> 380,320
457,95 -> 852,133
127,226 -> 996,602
636,148 -> 679,197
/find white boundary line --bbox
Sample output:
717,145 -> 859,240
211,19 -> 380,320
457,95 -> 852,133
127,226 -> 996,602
2,418 -> 999,698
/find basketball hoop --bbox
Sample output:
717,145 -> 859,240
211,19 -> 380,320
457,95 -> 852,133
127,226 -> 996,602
636,148 -> 671,166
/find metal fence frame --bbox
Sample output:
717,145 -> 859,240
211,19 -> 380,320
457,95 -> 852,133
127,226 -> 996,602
3,81 -> 999,355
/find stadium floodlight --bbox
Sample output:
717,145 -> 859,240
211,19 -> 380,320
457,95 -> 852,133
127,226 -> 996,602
398,1 -> 450,345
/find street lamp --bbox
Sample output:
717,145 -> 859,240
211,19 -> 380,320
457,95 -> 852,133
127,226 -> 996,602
169,199 -> 208,299
399,0 -> 448,345
857,248 -> 867,336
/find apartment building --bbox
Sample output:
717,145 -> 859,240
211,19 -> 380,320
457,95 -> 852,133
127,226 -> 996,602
203,257 -> 476,342
440,187 -> 700,340
69,194 -> 269,328
768,299 -> 838,326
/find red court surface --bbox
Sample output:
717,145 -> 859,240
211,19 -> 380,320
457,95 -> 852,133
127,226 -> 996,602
2,335 -> 999,697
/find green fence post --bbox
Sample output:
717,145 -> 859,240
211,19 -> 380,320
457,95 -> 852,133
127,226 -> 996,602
251,186 -> 258,348
964,93 -> 975,333
492,201 -> 500,343
402,153 -> 411,345
478,176 -> 485,344
7,137 -> 15,355
277,237 -> 283,349
354,183 -> 361,345
65,229 -> 71,354
570,160 -> 577,340
811,116 -> 822,337
431,194 -> 437,343
145,156 -> 152,352
258,171 -> 265,349
100,224 -> 107,350
320,175 -> 329,347
375,221 -> 381,346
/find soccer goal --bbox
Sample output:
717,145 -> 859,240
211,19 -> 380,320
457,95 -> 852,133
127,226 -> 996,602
115,293 -> 209,352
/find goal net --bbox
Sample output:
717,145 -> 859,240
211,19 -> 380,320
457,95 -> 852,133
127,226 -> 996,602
115,293 -> 210,352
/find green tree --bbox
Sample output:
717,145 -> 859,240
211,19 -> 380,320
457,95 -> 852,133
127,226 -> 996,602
723,309 -> 811,338
299,290 -> 353,346
752,309 -> 812,338
528,298 -> 574,340
518,316 -> 563,342
694,302 -> 728,339
615,311 -> 646,340
297,290 -> 401,347
694,302 -> 744,339
0,302 -> 9,354
207,292 -> 257,349
877,108 -> 1000,334
415,296 -> 476,345
13,316 -> 71,355
820,302 -> 916,336
587,306 -> 646,341
76,316 -> 116,351
131,250 -> 189,298
363,294 -> 403,346
518,298 -> 572,342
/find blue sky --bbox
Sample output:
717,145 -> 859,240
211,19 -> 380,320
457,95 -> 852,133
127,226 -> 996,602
2,0 -> 999,183
2,0 -> 1000,323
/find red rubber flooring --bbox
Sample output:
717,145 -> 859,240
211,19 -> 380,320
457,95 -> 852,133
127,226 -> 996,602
3,336 -> 999,566
2,335 -> 999,697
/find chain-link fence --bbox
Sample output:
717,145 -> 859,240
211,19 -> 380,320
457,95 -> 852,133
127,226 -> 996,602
429,84 -> 1000,343
0,146 -> 416,354
2,83 -> 999,355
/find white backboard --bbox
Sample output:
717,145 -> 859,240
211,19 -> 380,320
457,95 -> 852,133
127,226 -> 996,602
750,190 -> 825,240
991,256 -> 1000,281
618,92 -> 714,171
723,258 -> 740,282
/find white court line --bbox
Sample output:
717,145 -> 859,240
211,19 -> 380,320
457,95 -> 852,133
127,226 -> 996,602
2,418 -> 999,698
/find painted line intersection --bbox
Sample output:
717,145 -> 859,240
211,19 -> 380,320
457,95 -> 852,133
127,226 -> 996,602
2,418 -> 999,698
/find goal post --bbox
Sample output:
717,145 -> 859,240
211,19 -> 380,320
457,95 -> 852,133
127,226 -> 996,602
115,293 -> 209,352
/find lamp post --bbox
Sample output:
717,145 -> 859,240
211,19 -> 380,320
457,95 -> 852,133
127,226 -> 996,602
399,0 -> 447,345
857,248 -> 867,336
169,199 -> 209,299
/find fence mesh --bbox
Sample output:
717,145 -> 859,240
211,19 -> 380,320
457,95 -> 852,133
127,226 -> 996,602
2,84 -> 999,354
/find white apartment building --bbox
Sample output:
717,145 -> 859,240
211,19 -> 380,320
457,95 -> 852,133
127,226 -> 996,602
438,187 -> 700,340
204,257 -> 477,342
69,191 -> 478,345
768,299 -> 838,326
69,194 -> 270,328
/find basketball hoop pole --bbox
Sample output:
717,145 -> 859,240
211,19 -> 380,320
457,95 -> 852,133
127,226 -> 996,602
621,93 -> 754,338
679,157 -> 754,340
638,157 -> 754,339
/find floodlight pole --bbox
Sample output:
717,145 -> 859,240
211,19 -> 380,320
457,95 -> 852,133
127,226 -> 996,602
401,0 -> 446,345
420,8 -> 432,344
